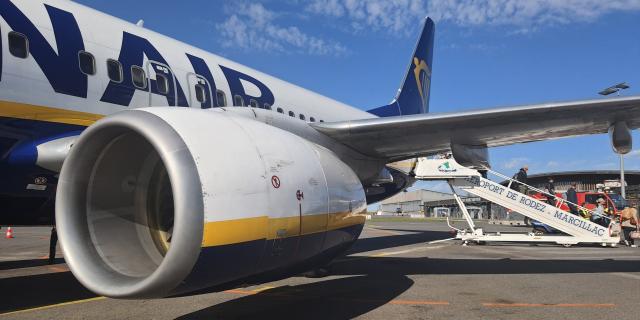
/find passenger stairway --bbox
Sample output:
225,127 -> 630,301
414,158 -> 620,246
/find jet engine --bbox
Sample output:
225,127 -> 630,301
56,108 -> 366,299
609,121 -> 632,154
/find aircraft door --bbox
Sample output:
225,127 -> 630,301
187,73 -> 213,109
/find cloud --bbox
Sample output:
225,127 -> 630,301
426,0 -> 640,29
501,157 -> 530,170
546,160 -> 560,169
216,3 -> 348,56
306,0 -> 640,35
306,0 -> 428,35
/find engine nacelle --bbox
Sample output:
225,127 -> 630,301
450,144 -> 490,169
609,121 -> 632,154
56,108 -> 366,299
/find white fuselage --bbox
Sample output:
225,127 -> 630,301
0,0 -> 373,123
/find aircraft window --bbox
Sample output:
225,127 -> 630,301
319,120 -> 324,122
309,117 -> 316,122
78,51 -> 96,75
195,84 -> 206,103
8,31 -> 28,59
216,90 -> 227,107
233,95 -> 244,106
131,66 -> 147,89
156,73 -> 169,94
277,107 -> 283,113
288,111 -> 295,117
264,103 -> 272,110
299,114 -> 306,121
249,99 -> 258,108
106,59 -> 123,83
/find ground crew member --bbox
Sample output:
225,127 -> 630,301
578,202 -> 591,220
48,225 -> 58,265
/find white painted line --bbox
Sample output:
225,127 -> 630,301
426,237 -> 456,245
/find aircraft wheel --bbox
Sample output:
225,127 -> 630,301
562,244 -> 572,248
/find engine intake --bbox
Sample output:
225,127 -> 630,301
56,111 -> 203,298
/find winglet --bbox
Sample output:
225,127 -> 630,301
368,17 -> 435,117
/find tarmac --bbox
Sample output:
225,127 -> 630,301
1,220 -> 639,320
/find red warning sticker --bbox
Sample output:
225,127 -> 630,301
271,175 -> 281,188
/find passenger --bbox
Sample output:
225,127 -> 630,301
620,208 -> 639,247
514,165 -> 528,195
591,198 -> 610,227
566,182 -> 579,216
545,177 -> 556,206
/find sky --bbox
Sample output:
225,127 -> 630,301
74,0 -> 640,194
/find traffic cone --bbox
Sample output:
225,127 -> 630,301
5,227 -> 13,239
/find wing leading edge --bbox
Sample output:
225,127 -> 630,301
312,96 -> 640,161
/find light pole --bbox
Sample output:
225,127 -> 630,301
599,82 -> 630,199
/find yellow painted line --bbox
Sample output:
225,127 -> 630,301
0,297 -> 105,317
251,286 -> 275,293
370,252 -> 391,257
224,289 -> 256,295
0,100 -> 102,126
224,289 -> 449,306
483,302 -> 615,308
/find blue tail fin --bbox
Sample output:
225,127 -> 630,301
368,17 -> 435,117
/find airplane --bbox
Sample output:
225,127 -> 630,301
0,0 -> 639,299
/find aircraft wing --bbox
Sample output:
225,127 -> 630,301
312,96 -> 640,161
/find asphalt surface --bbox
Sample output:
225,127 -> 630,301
1,221 -> 639,320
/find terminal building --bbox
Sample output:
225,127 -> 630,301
378,189 -> 490,219
378,170 -> 640,220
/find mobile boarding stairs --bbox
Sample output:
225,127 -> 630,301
414,158 -> 621,247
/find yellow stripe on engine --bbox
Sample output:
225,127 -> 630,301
201,211 -> 366,248
202,216 -> 269,247
0,100 -> 103,126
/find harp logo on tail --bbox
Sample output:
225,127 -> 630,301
413,57 -> 431,113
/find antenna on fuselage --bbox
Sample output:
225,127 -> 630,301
136,19 -> 144,27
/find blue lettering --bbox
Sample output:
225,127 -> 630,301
0,2 -> 86,97
220,65 -> 274,108
101,32 -> 188,107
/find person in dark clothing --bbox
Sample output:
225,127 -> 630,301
566,182 -> 579,216
48,226 -> 58,265
515,165 -> 528,194
545,177 -> 556,206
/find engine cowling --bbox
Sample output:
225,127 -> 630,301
56,108 -> 366,299
609,121 -> 632,154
